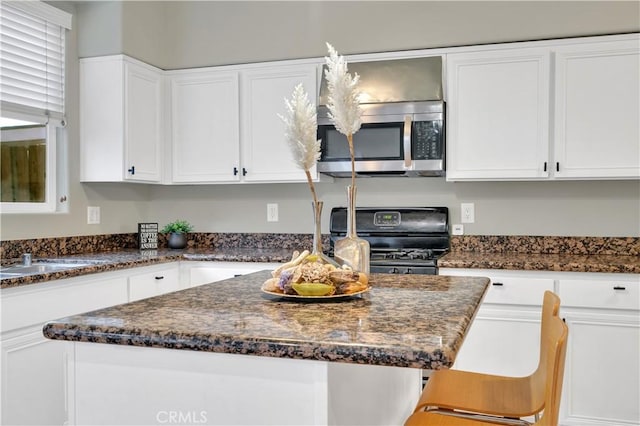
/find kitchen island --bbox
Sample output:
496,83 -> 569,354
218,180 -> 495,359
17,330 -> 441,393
43,271 -> 489,425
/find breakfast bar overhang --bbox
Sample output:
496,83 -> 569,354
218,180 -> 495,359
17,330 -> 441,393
43,271 -> 489,425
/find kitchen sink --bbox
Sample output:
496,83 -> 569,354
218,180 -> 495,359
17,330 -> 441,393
0,259 -> 106,278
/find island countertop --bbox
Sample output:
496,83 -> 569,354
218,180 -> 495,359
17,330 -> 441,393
43,271 -> 489,370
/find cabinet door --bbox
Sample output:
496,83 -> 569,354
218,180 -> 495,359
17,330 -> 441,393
124,60 -> 163,182
170,71 -> 240,183
186,262 -> 282,287
0,272 -> 129,425
560,311 -> 639,425
1,275 -> 129,333
80,56 -> 125,182
553,38 -> 640,179
453,308 -> 542,377
128,265 -> 181,301
446,49 -> 551,180
240,64 -> 318,182
1,328 -> 66,425
442,269 -> 553,376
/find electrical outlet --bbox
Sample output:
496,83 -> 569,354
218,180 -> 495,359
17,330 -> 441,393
87,206 -> 100,224
461,203 -> 475,223
267,203 -> 278,222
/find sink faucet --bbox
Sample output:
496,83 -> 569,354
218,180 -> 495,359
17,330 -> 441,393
22,253 -> 32,266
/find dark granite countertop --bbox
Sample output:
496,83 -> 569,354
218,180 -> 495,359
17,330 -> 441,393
0,248 -> 292,290
2,246 -> 638,290
43,271 -> 489,369
439,251 -> 640,274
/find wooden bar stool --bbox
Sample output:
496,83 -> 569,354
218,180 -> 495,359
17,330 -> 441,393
406,291 -> 567,425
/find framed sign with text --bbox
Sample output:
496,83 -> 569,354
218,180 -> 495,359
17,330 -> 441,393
138,223 -> 158,250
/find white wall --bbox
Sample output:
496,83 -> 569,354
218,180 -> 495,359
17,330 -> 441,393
147,179 -> 640,237
1,1 -> 639,240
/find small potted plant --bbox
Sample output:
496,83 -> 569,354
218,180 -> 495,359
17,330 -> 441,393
161,219 -> 194,249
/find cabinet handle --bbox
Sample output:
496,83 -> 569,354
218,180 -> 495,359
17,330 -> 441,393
543,162 -> 547,172
556,162 -> 560,172
233,167 -> 238,176
242,167 -> 247,176
128,166 -> 135,175
233,274 -> 242,277
492,282 -> 504,286
155,276 -> 164,280
613,286 -> 626,290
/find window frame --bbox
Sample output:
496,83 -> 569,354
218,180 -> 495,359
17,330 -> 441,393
0,110 -> 64,214
0,1 -> 71,214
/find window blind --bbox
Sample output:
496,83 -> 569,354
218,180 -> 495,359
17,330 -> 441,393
0,1 -> 72,119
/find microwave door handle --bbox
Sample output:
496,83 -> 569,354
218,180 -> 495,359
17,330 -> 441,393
403,115 -> 412,168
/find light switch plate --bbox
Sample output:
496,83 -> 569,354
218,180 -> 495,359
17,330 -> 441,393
267,203 -> 278,222
452,224 -> 464,235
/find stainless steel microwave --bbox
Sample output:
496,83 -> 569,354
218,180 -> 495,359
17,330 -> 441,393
317,100 -> 445,177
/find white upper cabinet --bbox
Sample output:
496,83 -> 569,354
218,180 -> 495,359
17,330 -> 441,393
553,38 -> 640,179
80,55 -> 163,183
168,70 -> 240,183
240,63 -> 319,182
165,62 -> 319,184
80,35 -> 637,184
446,34 -> 639,181
446,48 -> 551,180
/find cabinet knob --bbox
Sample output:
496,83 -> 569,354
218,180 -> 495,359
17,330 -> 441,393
128,166 -> 135,175
155,276 -> 164,280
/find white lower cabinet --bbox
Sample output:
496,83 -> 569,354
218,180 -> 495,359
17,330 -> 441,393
440,268 -> 640,426
182,261 -> 281,287
1,260 -> 280,424
128,263 -> 181,301
0,262 -> 182,425
441,269 -> 554,376
1,328 -> 67,426
558,277 -> 639,426
0,272 -> 129,425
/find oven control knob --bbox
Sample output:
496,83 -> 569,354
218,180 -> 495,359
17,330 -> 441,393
405,268 -> 412,274
389,267 -> 399,274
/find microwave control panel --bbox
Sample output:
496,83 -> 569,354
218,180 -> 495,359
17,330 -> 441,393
412,121 -> 443,160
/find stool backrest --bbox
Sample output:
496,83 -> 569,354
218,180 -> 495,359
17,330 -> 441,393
530,291 -> 561,411
535,291 -> 569,426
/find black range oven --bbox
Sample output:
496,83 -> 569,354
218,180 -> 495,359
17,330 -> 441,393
328,207 -> 450,275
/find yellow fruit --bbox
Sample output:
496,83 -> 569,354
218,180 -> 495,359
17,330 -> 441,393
305,254 -> 319,262
292,282 -> 335,296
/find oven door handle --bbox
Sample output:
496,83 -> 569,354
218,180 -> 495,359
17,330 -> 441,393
403,115 -> 412,169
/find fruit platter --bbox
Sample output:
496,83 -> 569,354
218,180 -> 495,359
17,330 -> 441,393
262,250 -> 369,299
